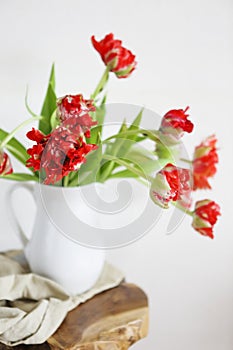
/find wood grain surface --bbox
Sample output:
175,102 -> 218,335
0,283 -> 149,350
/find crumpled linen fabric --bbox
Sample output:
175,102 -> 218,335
0,251 -> 124,346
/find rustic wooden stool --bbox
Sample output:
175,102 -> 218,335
0,283 -> 148,350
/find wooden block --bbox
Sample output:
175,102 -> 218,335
0,283 -> 148,350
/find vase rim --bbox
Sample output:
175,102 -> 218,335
33,181 -> 106,191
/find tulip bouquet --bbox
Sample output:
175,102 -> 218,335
0,33 -> 220,239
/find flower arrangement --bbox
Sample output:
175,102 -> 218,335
0,33 -> 220,239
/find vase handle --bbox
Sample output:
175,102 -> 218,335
6,182 -> 35,247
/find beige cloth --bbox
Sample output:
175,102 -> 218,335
0,251 -> 124,346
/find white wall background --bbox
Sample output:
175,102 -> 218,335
0,0 -> 232,349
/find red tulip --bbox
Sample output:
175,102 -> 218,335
57,94 -> 97,138
26,128 -> 49,171
91,33 -> 136,78
150,163 -> 191,208
192,199 -> 221,239
193,135 -> 218,190
159,107 -> 194,144
26,126 -> 97,185
0,150 -> 13,175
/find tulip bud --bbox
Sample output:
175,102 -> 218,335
57,94 -> 96,122
193,135 -> 218,190
159,107 -> 194,145
192,199 -> 221,239
150,163 -> 191,208
0,150 -> 13,175
91,33 -> 137,79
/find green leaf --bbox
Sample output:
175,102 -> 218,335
112,108 -> 143,160
127,108 -> 143,139
50,109 -> 59,130
103,108 -> 144,179
125,146 -> 167,174
102,154 -> 147,180
135,135 -> 146,142
107,119 -> 128,155
0,129 -> 28,165
155,142 -> 177,162
39,64 -> 57,134
88,95 -> 107,144
99,120 -> 128,182
109,169 -> 138,179
69,140 -> 103,186
104,129 -> 159,143
0,173 -> 38,182
126,146 -> 156,161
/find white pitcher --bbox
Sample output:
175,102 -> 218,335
6,182 -> 106,295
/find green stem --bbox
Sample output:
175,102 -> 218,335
103,129 -> 160,143
63,174 -> 70,187
172,201 -> 194,217
91,67 -> 109,100
0,116 -> 42,150
0,173 -> 39,182
100,133 -> 128,183
180,158 -> 192,164
102,154 -> 153,182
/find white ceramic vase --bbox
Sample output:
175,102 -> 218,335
7,182 -> 105,295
